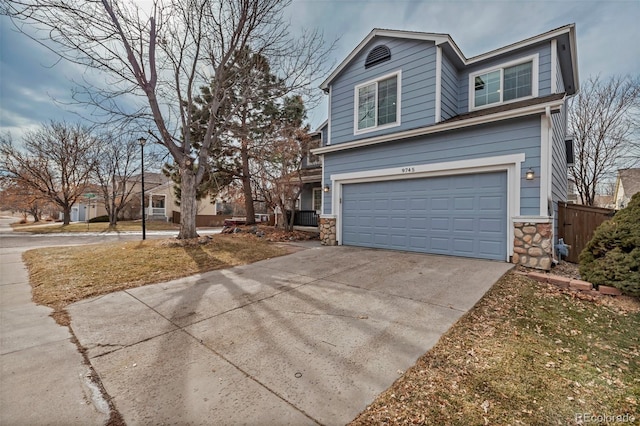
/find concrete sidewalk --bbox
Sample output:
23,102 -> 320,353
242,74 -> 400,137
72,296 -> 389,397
68,246 -> 512,425
0,217 -> 110,425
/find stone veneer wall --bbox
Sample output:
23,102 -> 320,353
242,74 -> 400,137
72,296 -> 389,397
513,222 -> 553,270
319,217 -> 337,246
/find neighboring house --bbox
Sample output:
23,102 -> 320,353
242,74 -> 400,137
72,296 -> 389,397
67,172 -> 219,224
614,168 -> 640,210
312,24 -> 578,270
593,195 -> 615,209
65,185 -> 108,222
68,191 -> 108,222
146,178 -> 218,222
566,177 -> 615,208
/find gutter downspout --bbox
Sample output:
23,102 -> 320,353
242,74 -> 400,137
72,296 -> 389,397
545,105 -> 557,264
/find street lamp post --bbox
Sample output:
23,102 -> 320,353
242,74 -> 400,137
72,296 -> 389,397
138,137 -> 147,240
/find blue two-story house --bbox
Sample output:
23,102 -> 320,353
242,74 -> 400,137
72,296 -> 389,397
312,24 -> 578,270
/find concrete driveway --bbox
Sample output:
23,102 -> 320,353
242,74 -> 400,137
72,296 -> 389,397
68,245 -> 512,425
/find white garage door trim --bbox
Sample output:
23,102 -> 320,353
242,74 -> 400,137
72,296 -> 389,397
329,153 -> 525,260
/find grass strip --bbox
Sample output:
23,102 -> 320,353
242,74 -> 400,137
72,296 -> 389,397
13,221 -> 180,233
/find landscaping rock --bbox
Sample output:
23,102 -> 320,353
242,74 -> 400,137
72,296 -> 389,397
598,285 -> 623,296
569,279 -> 592,292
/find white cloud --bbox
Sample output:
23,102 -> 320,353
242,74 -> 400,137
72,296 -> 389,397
2,0 -> 639,133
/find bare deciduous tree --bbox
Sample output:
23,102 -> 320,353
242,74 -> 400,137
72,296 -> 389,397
0,179 -> 49,222
0,122 -> 99,224
93,133 -> 143,227
569,75 -> 640,206
4,0 -> 331,239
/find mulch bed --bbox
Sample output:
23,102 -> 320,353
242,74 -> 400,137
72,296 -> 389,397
221,224 -> 320,242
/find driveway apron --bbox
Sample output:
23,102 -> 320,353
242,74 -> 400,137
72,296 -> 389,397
68,245 -> 513,425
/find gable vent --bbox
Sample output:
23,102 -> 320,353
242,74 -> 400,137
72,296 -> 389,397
365,45 -> 391,68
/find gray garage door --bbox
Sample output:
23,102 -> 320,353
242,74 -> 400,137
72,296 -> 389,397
341,172 -> 507,260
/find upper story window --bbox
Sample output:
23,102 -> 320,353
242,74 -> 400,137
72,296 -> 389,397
469,54 -> 538,110
354,70 -> 401,134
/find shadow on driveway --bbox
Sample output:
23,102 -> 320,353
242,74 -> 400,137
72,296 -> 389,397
67,246 -> 512,425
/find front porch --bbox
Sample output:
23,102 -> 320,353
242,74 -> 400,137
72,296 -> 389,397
290,180 -> 323,228
145,194 -> 168,221
286,210 -> 320,227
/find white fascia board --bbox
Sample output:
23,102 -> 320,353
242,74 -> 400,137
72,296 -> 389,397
550,39 -> 558,93
466,25 -> 573,64
311,98 -> 565,156
512,215 -> 552,223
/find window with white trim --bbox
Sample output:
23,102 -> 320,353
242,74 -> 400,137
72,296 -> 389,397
470,55 -> 538,110
312,187 -> 322,212
354,71 -> 401,133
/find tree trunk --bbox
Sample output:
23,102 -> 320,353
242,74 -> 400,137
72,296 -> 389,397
109,206 -> 117,227
32,204 -> 41,222
241,142 -> 256,224
108,178 -> 118,227
62,205 -> 71,225
178,168 -> 199,239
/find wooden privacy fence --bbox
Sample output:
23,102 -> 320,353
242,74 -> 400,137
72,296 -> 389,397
557,202 -> 615,263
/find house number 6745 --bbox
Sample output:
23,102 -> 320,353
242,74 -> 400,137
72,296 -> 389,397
401,167 -> 415,173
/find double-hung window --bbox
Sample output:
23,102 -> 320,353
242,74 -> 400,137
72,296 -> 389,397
470,55 -> 538,110
355,71 -> 401,134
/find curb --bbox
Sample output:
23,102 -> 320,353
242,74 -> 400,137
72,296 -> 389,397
526,272 -> 622,296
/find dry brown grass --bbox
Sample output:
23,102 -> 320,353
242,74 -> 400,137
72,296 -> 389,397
351,273 -> 640,425
13,220 -> 180,233
23,234 -> 288,311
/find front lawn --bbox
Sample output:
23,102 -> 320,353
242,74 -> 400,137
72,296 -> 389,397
351,273 -> 639,425
23,234 -> 288,312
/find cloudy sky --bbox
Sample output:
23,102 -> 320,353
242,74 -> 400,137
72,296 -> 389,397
1,0 -> 639,139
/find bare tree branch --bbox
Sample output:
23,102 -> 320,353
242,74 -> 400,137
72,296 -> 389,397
568,75 -> 640,206
0,122 -> 99,224
4,0 -> 333,238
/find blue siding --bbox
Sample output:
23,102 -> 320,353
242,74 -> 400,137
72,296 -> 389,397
440,53 -> 458,120
458,43 -> 552,114
329,37 -> 437,145
323,116 -> 541,216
